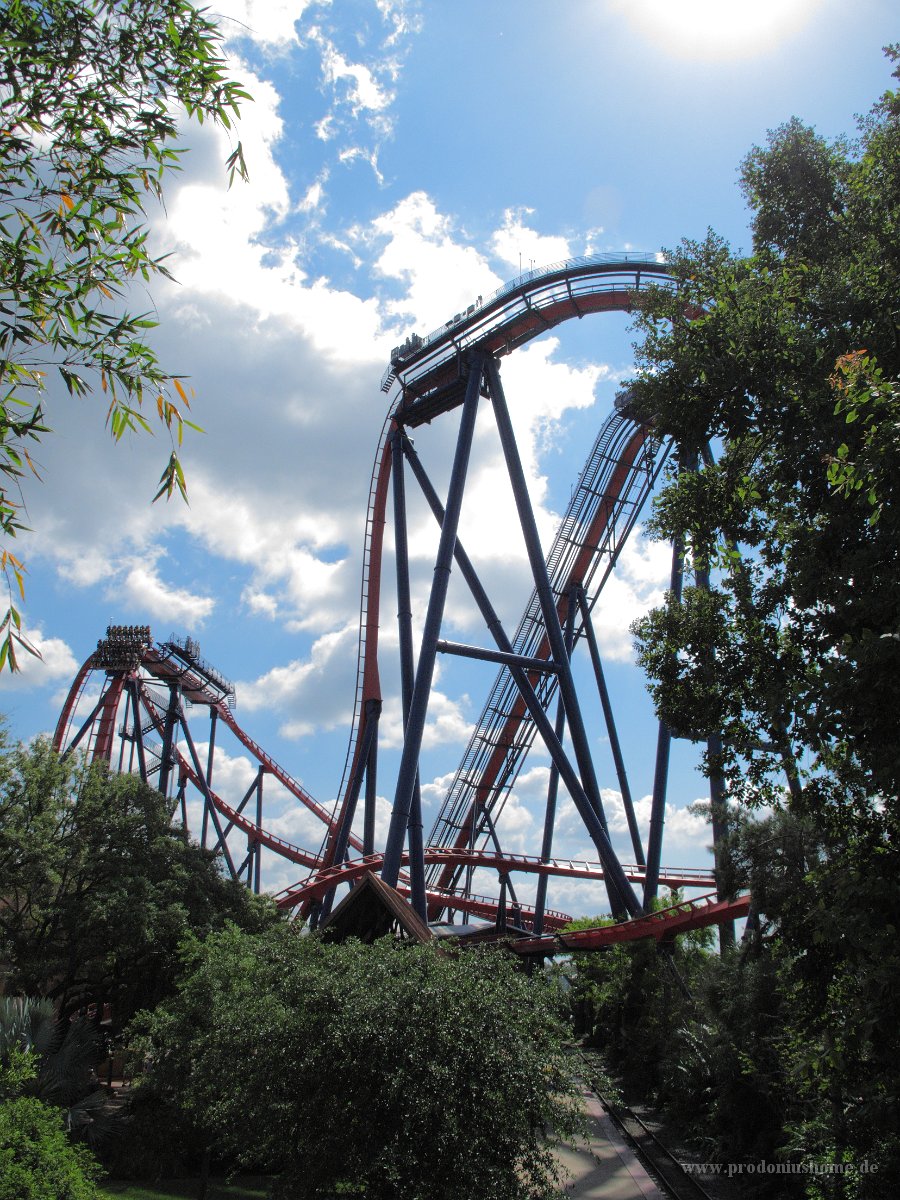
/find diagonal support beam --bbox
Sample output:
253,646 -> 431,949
575,585 -> 645,866
486,355 -> 632,918
382,354 -> 486,888
400,384 -> 641,918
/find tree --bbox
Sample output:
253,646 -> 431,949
0,1050 -> 101,1200
0,0 -> 250,668
562,902 -> 713,1095
0,997 -> 122,1150
624,45 -> 900,1197
0,733 -> 278,1027
628,48 -> 900,822
136,923 -> 582,1200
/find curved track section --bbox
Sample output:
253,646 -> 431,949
53,253 -> 740,944
510,891 -> 752,956
324,255 -> 672,874
278,852 -> 715,909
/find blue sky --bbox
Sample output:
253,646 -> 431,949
3,0 -> 896,916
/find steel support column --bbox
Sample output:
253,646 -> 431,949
643,459 -> 689,911
125,677 -> 149,785
363,731 -> 378,857
157,683 -> 181,800
320,699 -> 381,920
576,586 -> 645,866
254,766 -> 264,894
392,426 -> 427,919
202,707 -> 218,850
533,588 -> 577,935
486,355 -> 631,918
399,426 -> 641,918
382,354 -> 485,889
175,702 -> 238,881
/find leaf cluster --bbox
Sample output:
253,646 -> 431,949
0,0 -> 250,666
629,47 -> 900,821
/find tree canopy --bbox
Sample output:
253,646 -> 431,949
629,46 -> 900,830
137,924 -> 581,1200
0,0 -> 249,667
0,734 -> 277,1027
620,46 -> 900,1195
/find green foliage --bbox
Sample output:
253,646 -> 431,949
1,998 -> 125,1149
136,924 -> 581,1200
618,48 -> 900,1196
0,0 -> 250,667
0,733 -> 279,1026
0,1054 -> 102,1200
562,901 -> 712,1094
630,47 -> 900,821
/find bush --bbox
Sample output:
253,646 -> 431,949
0,1054 -> 101,1200
136,925 -> 581,1200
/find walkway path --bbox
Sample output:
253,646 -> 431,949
556,1087 -> 668,1199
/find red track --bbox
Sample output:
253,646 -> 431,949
276,850 -> 716,909
52,254 -> 744,946
508,891 -> 752,955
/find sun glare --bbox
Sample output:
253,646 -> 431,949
615,0 -> 825,60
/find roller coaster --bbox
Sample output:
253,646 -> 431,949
53,253 -> 750,949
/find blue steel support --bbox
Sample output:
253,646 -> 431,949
61,689 -> 109,760
254,766 -> 263,894
202,707 -> 218,850
175,702 -> 238,881
175,773 -> 188,830
158,684 -> 180,800
126,677 -> 150,785
363,732 -> 378,857
533,588 -> 577,936
693,482 -> 735,948
485,355 -> 631,918
382,355 -> 486,889
436,639 -> 560,674
399,428 -> 642,917
221,774 -> 264,839
575,586 -> 645,866
392,426 -> 427,919
478,800 -> 521,912
643,486 -> 687,911
320,699 -> 381,920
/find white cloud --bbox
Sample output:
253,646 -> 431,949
592,528 -> 673,660
378,686 -> 472,751
0,628 -> 78,692
371,192 -> 502,330
217,0 -> 310,49
114,558 -> 215,628
237,624 -> 359,737
491,207 -> 572,273
320,44 -> 393,114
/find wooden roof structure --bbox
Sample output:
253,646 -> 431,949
319,872 -> 433,945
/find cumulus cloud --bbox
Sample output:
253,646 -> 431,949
491,207 -> 572,273
3,0 -> 707,918
114,558 -> 216,629
0,629 -> 78,693
371,191 -> 502,330
217,0 -> 310,50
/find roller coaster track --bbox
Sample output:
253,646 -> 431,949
53,251 -> 745,947
424,411 -> 662,908
509,890 -> 752,956
277,852 -> 717,909
322,254 -> 672,882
